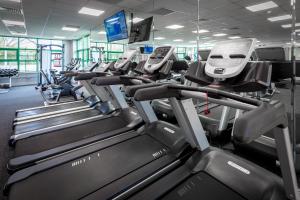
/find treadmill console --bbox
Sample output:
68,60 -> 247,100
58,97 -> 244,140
144,46 -> 175,74
114,50 -> 138,69
205,38 -> 256,79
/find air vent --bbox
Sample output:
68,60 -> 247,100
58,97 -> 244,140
151,8 -> 175,15
96,0 -> 123,4
0,6 -> 22,15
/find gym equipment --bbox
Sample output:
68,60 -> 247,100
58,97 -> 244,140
13,61 -> 101,123
6,47 -> 169,173
35,44 -> 81,104
122,39 -> 297,200
236,47 -> 300,170
0,68 -> 18,93
4,46 -> 194,200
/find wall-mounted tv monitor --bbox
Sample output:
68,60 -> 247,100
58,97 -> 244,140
128,16 -> 153,44
104,10 -> 128,42
255,47 -> 286,61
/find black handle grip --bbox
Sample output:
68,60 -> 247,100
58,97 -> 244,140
125,83 -> 165,97
233,101 -> 288,144
75,72 -> 107,81
120,75 -> 154,83
167,84 -> 261,106
134,85 -> 181,101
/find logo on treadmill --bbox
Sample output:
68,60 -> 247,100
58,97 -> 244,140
227,161 -> 250,175
152,148 -> 167,158
214,68 -> 225,74
164,127 -> 175,134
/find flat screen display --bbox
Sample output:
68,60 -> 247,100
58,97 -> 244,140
128,16 -> 153,44
104,10 -> 128,42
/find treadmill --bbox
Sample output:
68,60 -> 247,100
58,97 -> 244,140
14,61 -> 101,122
10,50 -> 139,144
119,39 -> 293,200
4,46 -> 193,200
5,40 -> 297,200
7,46 -> 179,170
8,51 -> 142,171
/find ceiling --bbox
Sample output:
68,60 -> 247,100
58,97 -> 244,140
0,0 -> 299,46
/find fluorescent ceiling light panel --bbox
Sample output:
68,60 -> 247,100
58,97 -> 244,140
246,1 -> 278,12
229,36 -> 241,39
189,41 -> 197,43
213,33 -> 227,37
268,15 -> 292,22
192,29 -> 209,34
154,37 -> 165,40
165,24 -> 184,29
54,36 -> 66,39
173,39 -> 183,42
129,17 -> 144,23
281,23 -> 300,28
10,31 -> 26,36
78,7 -> 104,16
62,26 -> 79,32
8,0 -> 21,2
98,31 -> 106,34
296,29 -> 300,32
2,19 -> 25,26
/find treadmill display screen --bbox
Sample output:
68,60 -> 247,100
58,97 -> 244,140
104,10 -> 128,42
148,46 -> 171,64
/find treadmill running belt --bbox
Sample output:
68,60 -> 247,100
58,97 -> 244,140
14,109 -> 101,135
14,115 -> 128,156
16,101 -> 87,118
161,172 -> 246,200
9,135 -> 172,200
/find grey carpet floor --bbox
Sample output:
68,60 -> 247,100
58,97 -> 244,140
0,86 -> 43,200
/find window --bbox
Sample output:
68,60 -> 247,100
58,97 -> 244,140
0,37 -> 18,48
19,38 -> 37,49
0,36 -> 64,72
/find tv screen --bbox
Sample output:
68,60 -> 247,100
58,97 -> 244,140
128,16 -> 153,44
104,10 -> 128,42
255,47 -> 286,61
144,45 -> 153,54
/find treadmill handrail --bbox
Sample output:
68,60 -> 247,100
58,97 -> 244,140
133,84 -> 261,106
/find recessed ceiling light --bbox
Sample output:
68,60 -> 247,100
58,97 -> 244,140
268,15 -> 292,22
2,19 -> 25,26
246,1 -> 278,12
165,25 -> 184,29
54,36 -> 66,39
213,33 -> 227,37
164,44 -> 171,46
173,39 -> 183,42
154,37 -> 165,40
257,40 -> 261,43
281,23 -> 300,28
228,36 -> 241,39
62,26 -> 79,32
129,17 -> 144,23
10,31 -> 26,36
192,29 -> 209,34
78,7 -> 104,16
8,0 -> 21,2
98,31 -> 106,35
